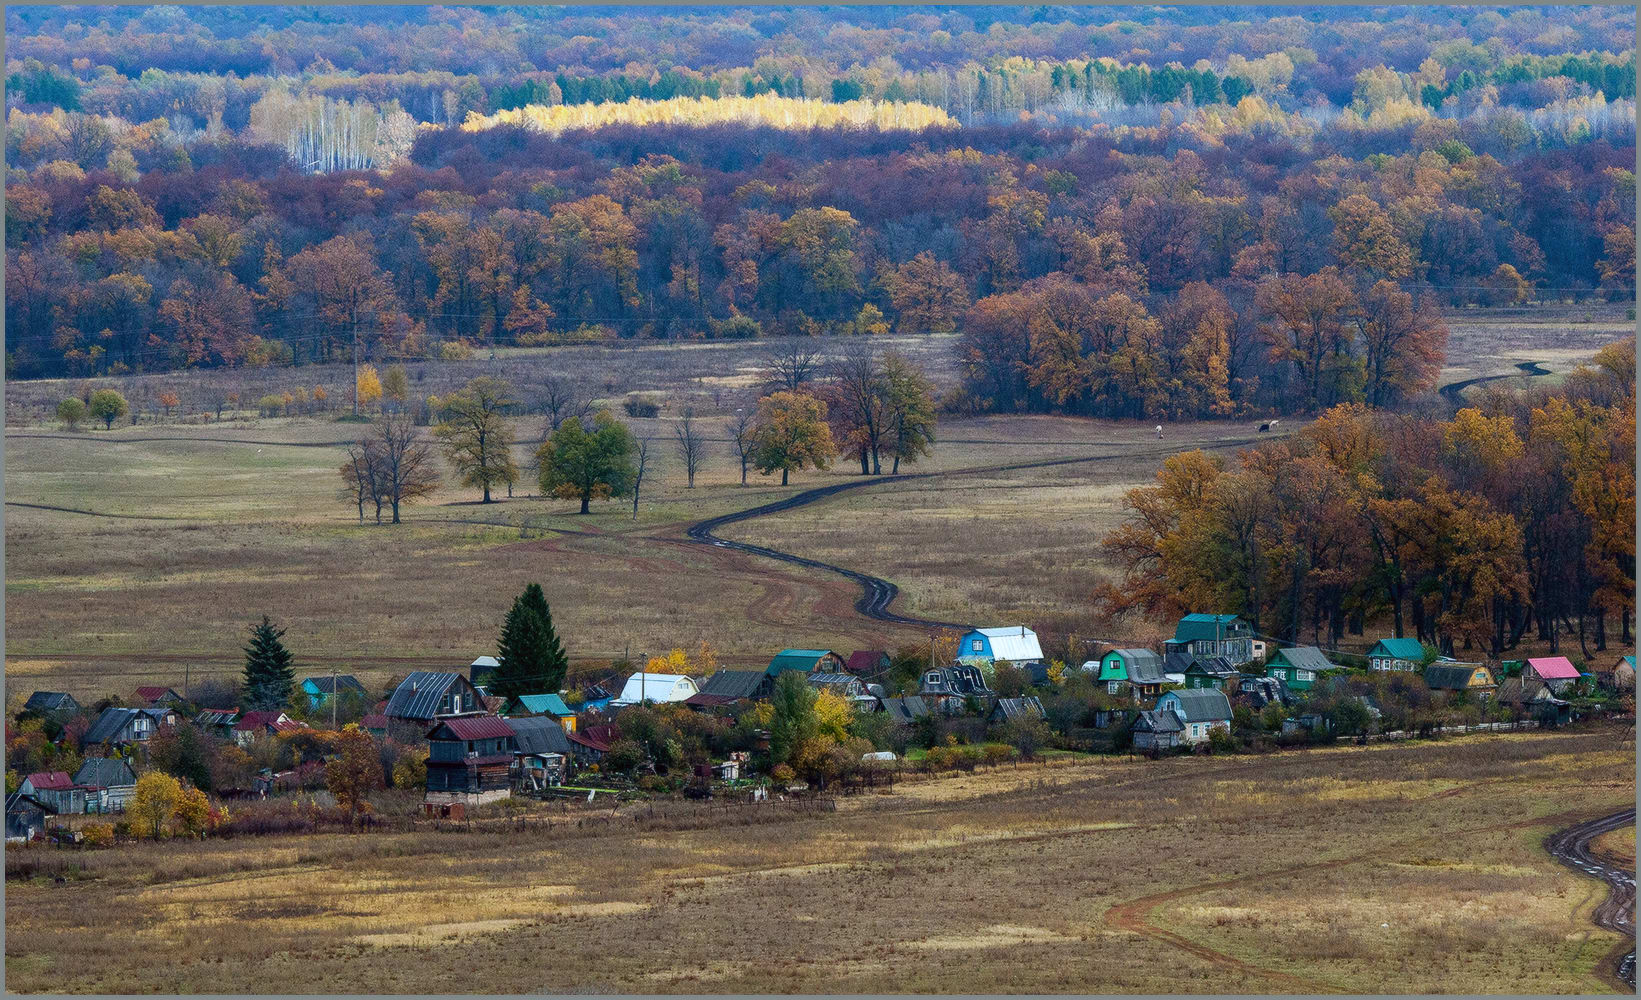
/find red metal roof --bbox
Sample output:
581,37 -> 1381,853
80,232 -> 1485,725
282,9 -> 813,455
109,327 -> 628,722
568,731 -> 610,752
25,771 -> 74,791
846,650 -> 888,673
234,710 -> 290,731
433,715 -> 516,740
1527,656 -> 1581,680
360,714 -> 391,729
135,686 -> 172,700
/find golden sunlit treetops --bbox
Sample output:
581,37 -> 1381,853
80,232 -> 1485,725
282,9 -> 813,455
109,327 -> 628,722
462,93 -> 957,136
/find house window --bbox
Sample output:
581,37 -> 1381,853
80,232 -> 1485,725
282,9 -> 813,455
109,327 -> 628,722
971,639 -> 983,652
467,740 -> 474,753
1108,681 -> 1120,695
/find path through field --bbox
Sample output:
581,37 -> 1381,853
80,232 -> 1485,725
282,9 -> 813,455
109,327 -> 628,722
1545,808 -> 1637,990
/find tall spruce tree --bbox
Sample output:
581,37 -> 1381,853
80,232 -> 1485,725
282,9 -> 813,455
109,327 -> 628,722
493,583 -> 568,702
241,616 -> 295,711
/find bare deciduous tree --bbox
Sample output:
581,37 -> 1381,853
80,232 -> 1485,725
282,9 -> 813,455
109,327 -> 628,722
371,411 -> 442,523
537,376 -> 590,431
673,407 -> 704,488
763,341 -> 824,393
830,342 -> 889,475
632,436 -> 652,520
729,409 -> 755,486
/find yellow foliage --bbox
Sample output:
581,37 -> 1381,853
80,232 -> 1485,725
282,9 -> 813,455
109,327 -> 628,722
814,690 -> 854,741
356,364 -> 383,408
464,93 -> 955,137
645,648 -> 690,674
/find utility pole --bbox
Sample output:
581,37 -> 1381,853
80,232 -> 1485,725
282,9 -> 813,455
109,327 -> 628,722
331,664 -> 338,730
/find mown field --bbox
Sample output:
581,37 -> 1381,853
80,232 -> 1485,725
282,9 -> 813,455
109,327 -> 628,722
4,727 -> 1632,994
4,306 -> 1629,699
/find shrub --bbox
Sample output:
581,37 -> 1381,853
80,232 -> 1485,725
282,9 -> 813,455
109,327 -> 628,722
770,763 -> 795,786
256,393 -> 285,417
56,397 -> 87,429
80,822 -> 114,847
438,340 -> 475,361
623,396 -> 661,418
712,315 -> 761,339
981,743 -> 1016,767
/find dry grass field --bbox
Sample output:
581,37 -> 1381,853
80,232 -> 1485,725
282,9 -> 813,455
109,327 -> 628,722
3,727 -> 1631,994
5,307 -> 1629,698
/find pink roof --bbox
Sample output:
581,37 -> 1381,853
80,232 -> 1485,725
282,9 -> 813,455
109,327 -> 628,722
25,771 -> 74,791
234,710 -> 290,731
1527,657 -> 1581,680
360,713 -> 391,729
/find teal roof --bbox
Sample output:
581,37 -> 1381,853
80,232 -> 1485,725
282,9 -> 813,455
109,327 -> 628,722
1370,638 -> 1425,660
1173,614 -> 1246,642
766,649 -> 832,677
512,693 -> 573,717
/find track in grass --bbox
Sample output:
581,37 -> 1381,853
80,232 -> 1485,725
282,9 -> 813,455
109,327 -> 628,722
1439,360 -> 1551,404
1545,807 -> 1636,989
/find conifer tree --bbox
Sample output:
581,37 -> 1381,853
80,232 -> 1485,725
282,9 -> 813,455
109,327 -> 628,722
241,616 -> 295,711
493,583 -> 568,702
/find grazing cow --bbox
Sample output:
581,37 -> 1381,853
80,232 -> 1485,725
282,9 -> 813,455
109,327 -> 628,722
1259,419 -> 1280,432
1155,425 -> 1163,439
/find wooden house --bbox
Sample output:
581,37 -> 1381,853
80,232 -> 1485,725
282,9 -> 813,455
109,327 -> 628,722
1098,648 -> 1164,696
1598,655 -> 1636,692
1131,709 -> 1184,751
684,670 -> 769,710
919,664 -> 991,712
506,693 -> 580,733
1264,646 -> 1334,691
1494,677 -> 1572,725
1164,614 -> 1254,667
134,686 -> 186,708
74,757 -> 138,811
956,627 -> 1044,667
384,671 -> 485,724
1423,662 -> 1496,695
425,715 -> 516,806
21,691 -> 79,717
764,649 -> 847,679
879,696 -> 931,724
80,706 -> 179,750
1524,656 -> 1582,693
194,707 -> 240,739
506,716 -> 574,790
1367,637 -> 1424,672
988,696 -> 1046,726
20,772 -> 87,815
299,675 -> 366,711
1182,656 -> 1240,690
1154,689 -> 1233,744
232,710 -> 301,748
6,792 -> 51,842
808,672 -> 869,701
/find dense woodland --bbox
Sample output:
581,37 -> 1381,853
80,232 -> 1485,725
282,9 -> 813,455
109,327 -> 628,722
5,7 -> 1636,425
1098,340 -> 1637,660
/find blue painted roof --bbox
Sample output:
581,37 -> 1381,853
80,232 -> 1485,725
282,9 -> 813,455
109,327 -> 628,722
512,693 -> 573,716
1370,638 -> 1425,660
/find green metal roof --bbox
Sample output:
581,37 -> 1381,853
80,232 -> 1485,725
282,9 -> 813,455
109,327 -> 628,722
1370,638 -> 1425,660
1172,614 -> 1246,642
766,649 -> 832,677
511,693 -> 573,717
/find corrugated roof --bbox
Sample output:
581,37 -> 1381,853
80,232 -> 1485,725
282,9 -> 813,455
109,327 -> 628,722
511,693 -> 574,716
880,696 -> 930,721
82,707 -> 135,745
135,686 -> 179,703
74,758 -> 136,789
1424,663 -> 1491,690
302,675 -> 365,695
1173,614 -> 1248,643
25,772 -> 75,791
765,649 -> 837,676
1159,688 -> 1232,723
507,716 -> 575,756
430,715 -> 516,741
1134,709 -> 1184,733
360,714 -> 392,730
992,697 -> 1046,722
697,670 -> 767,700
1527,656 -> 1581,680
967,627 -> 1043,663
235,711 -> 290,732
1185,655 -> 1239,678
1270,646 -> 1334,673
22,692 -> 76,713
1370,637 -> 1425,660
612,673 -> 698,705
845,650 -> 889,673
384,671 -> 474,721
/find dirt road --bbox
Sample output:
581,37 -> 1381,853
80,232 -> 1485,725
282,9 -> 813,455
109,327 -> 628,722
1545,808 -> 1636,989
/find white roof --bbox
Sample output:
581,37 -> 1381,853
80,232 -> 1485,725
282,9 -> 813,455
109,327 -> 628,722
471,655 -> 499,668
973,627 -> 1043,663
611,672 -> 699,706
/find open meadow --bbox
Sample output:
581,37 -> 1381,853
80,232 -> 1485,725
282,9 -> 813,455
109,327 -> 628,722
5,307 -> 1630,699
3,727 -> 1633,994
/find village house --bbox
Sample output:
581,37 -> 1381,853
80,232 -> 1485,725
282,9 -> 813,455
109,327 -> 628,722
299,675 -> 367,711
1495,677 -> 1572,725
611,672 -> 699,707
194,707 -> 240,740
765,649 -> 848,678
1233,676 -> 1293,710
808,672 -> 870,702
1367,637 -> 1425,672
567,723 -> 614,765
988,696 -> 1046,726
684,669 -> 769,710
956,626 -> 1043,667
360,713 -> 392,737
384,671 -> 485,724
1165,614 -> 1255,666
6,791 -> 51,842
1097,648 -> 1164,696
1154,689 -> 1234,744
468,655 -> 500,685
879,695 -> 931,723
1264,646 -> 1335,691
21,691 -> 80,718
233,710 -> 302,748
505,715 -> 573,790
1131,709 -> 1185,751
1597,655 -> 1637,691
134,686 -> 186,708
919,664 -> 991,712
845,649 -> 891,675
1423,662 -> 1496,696
80,706 -> 179,750
1181,656 -> 1240,690
1283,713 -> 1330,736
19,772 -> 88,815
74,757 -> 138,811
424,715 -> 516,806
505,693 -> 580,732
1524,656 -> 1583,693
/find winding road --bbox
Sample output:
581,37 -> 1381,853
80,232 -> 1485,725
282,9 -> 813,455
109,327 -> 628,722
1545,808 -> 1636,990
684,437 -> 1266,631
1439,360 -> 1552,404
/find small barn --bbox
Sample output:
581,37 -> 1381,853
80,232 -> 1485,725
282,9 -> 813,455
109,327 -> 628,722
506,693 -> 579,732
1423,662 -> 1496,694
1264,646 -> 1334,691
384,671 -> 484,724
1367,637 -> 1424,672
74,757 -> 138,811
233,710 -> 300,748
879,696 -> 931,723
957,627 -> 1043,666
21,691 -> 80,717
1155,689 -> 1233,744
1601,655 -> 1637,692
1495,678 -> 1572,725
845,650 -> 891,675
1131,709 -> 1185,751
134,686 -> 186,708
194,707 -> 240,739
611,672 -> 699,707
425,715 -> 516,805
6,792 -> 51,842
764,649 -> 847,678
19,772 -> 86,815
988,696 -> 1046,726
1182,656 -> 1241,690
